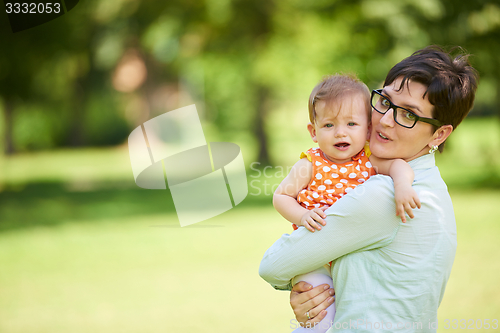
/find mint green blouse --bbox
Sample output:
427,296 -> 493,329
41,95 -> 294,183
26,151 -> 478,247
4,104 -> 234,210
259,153 -> 456,332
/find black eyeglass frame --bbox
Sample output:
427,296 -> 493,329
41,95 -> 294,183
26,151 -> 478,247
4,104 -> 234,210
371,89 -> 443,129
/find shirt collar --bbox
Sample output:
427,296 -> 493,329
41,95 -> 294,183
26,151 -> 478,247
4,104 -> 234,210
408,153 -> 436,171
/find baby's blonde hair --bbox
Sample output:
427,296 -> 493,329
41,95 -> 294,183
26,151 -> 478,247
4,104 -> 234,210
308,74 -> 371,123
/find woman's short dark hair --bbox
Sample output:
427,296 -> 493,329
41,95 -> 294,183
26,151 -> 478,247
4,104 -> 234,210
384,45 -> 479,152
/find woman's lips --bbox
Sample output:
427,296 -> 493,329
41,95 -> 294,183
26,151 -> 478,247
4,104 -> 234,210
376,131 -> 391,142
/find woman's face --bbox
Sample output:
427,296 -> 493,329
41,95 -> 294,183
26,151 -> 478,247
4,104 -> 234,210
369,77 -> 439,162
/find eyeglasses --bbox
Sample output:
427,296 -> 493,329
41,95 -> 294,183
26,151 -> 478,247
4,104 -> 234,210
371,89 -> 442,129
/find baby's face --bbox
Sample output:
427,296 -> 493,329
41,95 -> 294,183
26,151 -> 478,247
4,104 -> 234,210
308,94 -> 370,164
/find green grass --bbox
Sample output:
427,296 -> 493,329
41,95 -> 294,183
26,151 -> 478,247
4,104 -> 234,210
0,205 -> 293,333
1,117 -> 500,332
0,190 -> 499,332
439,190 -> 500,329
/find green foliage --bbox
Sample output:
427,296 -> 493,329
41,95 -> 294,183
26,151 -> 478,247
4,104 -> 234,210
0,0 -> 499,158
12,105 -> 62,151
82,93 -> 130,146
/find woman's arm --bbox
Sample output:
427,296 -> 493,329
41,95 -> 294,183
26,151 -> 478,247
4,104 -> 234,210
259,175 -> 401,290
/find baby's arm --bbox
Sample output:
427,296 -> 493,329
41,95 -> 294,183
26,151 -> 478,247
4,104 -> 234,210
369,156 -> 422,222
273,158 -> 328,232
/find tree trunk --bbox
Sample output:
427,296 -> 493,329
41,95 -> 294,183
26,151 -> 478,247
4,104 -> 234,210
255,85 -> 271,166
4,98 -> 14,155
69,80 -> 85,146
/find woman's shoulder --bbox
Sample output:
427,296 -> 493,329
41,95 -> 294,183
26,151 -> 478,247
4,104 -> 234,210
362,173 -> 395,192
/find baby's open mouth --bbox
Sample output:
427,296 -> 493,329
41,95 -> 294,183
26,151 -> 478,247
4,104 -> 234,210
335,142 -> 350,148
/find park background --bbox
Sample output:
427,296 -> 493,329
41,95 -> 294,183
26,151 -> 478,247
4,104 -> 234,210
1,0 -> 499,332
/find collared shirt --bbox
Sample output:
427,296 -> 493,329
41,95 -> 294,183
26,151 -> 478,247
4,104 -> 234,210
259,153 -> 456,332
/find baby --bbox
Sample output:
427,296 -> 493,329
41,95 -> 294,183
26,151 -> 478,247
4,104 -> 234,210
273,74 -> 421,332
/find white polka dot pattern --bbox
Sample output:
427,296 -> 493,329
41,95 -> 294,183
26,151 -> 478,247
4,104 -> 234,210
297,147 -> 376,211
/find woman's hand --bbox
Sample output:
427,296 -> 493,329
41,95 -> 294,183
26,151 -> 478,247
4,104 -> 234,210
290,281 -> 335,327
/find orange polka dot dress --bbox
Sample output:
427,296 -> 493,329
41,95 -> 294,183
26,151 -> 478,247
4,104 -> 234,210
293,145 -> 376,230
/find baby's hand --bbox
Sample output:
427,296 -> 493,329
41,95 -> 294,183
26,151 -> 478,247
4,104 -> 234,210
394,184 -> 421,223
299,207 -> 329,232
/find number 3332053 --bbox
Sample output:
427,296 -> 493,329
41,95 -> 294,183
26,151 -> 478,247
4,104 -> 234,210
6,3 -> 62,14
444,319 -> 498,329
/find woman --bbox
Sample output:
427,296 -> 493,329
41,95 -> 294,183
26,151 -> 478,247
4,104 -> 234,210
259,46 -> 478,332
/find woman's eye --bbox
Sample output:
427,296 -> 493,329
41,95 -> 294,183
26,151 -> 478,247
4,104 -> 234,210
381,98 -> 391,108
403,110 -> 417,121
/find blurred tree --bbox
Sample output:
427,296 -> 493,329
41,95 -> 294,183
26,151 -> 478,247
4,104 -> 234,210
0,3 -> 92,153
426,0 -> 500,117
358,0 -> 500,115
0,0 -> 498,162
201,0 -> 276,165
0,11 -> 63,154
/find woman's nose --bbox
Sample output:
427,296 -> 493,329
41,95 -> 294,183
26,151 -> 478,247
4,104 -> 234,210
379,109 -> 395,128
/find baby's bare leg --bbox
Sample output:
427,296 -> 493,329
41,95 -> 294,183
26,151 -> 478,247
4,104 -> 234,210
291,266 -> 335,333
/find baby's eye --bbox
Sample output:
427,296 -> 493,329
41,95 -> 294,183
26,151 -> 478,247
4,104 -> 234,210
348,122 -> 356,126
325,124 -> 333,128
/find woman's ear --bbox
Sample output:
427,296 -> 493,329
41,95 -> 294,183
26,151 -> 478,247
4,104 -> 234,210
428,124 -> 453,149
307,122 -> 318,143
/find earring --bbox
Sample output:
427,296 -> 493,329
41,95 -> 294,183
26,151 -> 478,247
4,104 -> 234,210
429,145 -> 438,154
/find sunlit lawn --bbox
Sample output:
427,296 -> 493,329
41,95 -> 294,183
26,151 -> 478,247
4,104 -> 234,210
0,189 -> 499,333
1,117 -> 499,332
0,205 -> 293,333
